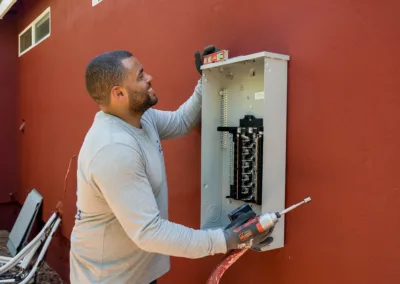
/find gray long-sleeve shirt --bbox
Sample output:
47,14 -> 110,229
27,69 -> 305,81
69,80 -> 227,284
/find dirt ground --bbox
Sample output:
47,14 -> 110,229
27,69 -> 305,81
0,230 -> 64,283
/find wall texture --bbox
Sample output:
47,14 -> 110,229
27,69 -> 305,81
11,0 -> 400,283
0,12 -> 19,232
0,12 -> 18,204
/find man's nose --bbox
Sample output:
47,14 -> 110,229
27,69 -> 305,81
146,74 -> 152,82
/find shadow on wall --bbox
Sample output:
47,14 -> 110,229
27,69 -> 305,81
0,202 -> 20,232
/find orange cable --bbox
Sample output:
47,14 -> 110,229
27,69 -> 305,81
56,154 -> 76,217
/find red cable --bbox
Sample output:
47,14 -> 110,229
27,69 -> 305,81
56,155 -> 76,216
62,155 -> 76,199
206,249 -> 249,284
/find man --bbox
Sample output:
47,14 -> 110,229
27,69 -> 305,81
69,46 -> 273,284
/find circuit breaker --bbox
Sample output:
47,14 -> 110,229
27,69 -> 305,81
200,51 -> 290,251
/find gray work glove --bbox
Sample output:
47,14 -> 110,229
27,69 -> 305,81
194,45 -> 220,75
223,211 -> 274,251
251,227 -> 274,252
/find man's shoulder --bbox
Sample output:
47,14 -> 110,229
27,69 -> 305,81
79,112 -> 142,167
83,132 -> 140,159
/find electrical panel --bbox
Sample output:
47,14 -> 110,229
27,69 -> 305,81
200,51 -> 289,251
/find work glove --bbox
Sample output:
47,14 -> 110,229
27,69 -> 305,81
223,211 -> 274,251
251,227 -> 274,252
194,45 -> 220,75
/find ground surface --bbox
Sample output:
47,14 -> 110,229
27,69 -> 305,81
0,230 -> 64,283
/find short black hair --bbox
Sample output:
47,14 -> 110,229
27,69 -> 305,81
85,50 -> 133,104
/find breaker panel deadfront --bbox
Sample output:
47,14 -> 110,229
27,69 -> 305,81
200,51 -> 289,251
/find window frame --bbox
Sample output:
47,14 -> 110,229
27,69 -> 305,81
18,6 -> 51,57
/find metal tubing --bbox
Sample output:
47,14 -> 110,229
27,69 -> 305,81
279,197 -> 312,216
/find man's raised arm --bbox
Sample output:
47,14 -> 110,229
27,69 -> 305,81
148,45 -> 221,140
149,79 -> 202,140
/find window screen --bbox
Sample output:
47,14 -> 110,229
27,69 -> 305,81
35,11 -> 50,43
19,27 -> 32,54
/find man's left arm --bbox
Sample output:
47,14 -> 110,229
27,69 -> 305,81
149,45 -> 219,140
149,78 -> 202,140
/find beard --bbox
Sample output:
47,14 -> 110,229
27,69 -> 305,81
127,86 -> 158,114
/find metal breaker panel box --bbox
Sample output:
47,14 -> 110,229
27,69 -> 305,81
200,51 -> 290,250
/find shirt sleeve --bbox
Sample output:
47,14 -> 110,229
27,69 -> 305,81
88,142 -> 227,258
149,79 -> 202,140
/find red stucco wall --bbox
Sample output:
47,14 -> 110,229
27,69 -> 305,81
12,0 -> 400,283
0,13 -> 18,205
0,12 -> 19,232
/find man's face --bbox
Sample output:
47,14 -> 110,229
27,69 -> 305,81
118,56 -> 158,113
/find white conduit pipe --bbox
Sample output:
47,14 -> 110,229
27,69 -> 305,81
0,212 -> 58,275
20,217 -> 62,284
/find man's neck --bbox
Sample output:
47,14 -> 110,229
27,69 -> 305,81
122,113 -> 142,129
102,108 -> 143,129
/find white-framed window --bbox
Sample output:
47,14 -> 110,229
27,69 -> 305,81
0,0 -> 17,20
18,7 -> 51,56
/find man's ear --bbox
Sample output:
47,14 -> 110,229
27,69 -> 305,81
110,86 -> 126,102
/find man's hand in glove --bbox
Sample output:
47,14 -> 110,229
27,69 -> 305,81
194,45 -> 220,75
223,210 -> 274,251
